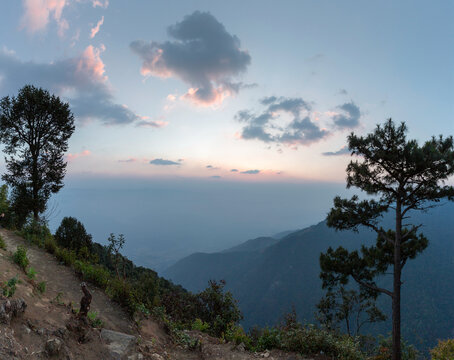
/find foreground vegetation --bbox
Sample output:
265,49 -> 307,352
0,215 -> 448,359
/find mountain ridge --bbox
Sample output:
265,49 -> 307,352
164,202 -> 454,351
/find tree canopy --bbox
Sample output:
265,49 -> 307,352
0,85 -> 75,221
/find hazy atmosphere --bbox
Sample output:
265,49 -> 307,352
0,2 -> 453,358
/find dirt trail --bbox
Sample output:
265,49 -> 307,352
0,228 -> 134,334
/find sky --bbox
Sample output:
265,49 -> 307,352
0,0 -> 452,182
0,1 -> 453,269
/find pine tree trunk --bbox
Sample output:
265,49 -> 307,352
392,201 -> 402,360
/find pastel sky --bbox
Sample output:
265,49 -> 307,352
0,0 -> 453,182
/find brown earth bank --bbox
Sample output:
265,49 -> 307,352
0,229 -> 327,360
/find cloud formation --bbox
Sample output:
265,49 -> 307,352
136,118 -> 168,128
230,169 -> 238,172
21,0 -> 69,36
91,0 -> 109,8
332,102 -> 361,129
236,96 -> 329,147
90,16 -> 104,38
130,11 -> 251,106
66,149 -> 91,161
322,145 -> 350,156
241,169 -> 260,174
0,46 -> 144,125
149,158 -> 180,166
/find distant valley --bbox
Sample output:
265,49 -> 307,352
164,202 -> 454,351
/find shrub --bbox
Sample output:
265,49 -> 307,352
197,280 -> 243,337
246,312 -> 364,360
55,247 -> 76,266
224,324 -> 252,348
430,339 -> 454,360
44,236 -> 57,254
55,217 -> 92,251
74,260 -> 110,288
2,276 -> 18,297
13,245 -> 29,271
370,335 -> 419,360
192,318 -> 210,332
37,281 -> 46,294
0,235 -> 6,250
26,267 -> 37,280
106,278 -> 139,315
20,220 -> 53,248
87,311 -> 103,328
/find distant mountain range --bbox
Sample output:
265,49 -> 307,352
164,202 -> 454,351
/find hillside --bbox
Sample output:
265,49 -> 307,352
164,201 -> 454,351
0,228 -> 326,360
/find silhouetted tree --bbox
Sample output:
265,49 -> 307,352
316,286 -> 386,336
320,119 -> 454,360
55,216 -> 93,251
107,233 -> 126,280
0,85 -> 75,222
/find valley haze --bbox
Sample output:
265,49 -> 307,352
48,176 -> 352,271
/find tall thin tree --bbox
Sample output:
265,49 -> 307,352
0,85 -> 75,222
320,119 -> 454,360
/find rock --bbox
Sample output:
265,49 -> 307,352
45,338 -> 62,356
127,354 -> 144,360
101,328 -> 136,360
150,354 -> 164,360
262,351 -> 270,358
52,327 -> 67,338
0,298 -> 27,324
237,342 -> 246,352
22,325 -> 31,334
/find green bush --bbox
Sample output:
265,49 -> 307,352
87,311 -> 103,328
2,276 -> 18,297
192,318 -> 210,332
197,280 -> 243,337
74,260 -> 110,288
431,339 -> 454,360
27,267 -> 37,280
37,281 -> 46,294
13,245 -> 29,271
20,220 -> 53,248
246,313 -> 364,360
224,324 -> 252,348
55,247 -> 76,266
106,278 -> 139,315
370,335 -> 419,360
0,235 -> 6,250
44,236 -> 57,254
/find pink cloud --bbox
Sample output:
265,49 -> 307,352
181,87 -> 232,108
89,16 -> 104,39
20,0 -> 69,36
91,0 -> 108,8
76,45 -> 107,82
136,118 -> 169,128
66,149 -> 91,161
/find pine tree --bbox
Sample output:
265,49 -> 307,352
320,119 -> 454,360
